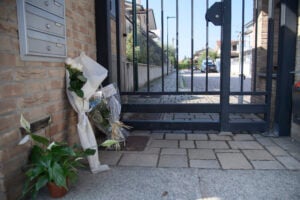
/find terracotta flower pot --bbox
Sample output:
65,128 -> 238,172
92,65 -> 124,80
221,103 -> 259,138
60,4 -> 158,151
47,182 -> 68,198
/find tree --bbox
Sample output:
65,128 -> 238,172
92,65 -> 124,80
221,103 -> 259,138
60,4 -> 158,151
197,50 -> 218,66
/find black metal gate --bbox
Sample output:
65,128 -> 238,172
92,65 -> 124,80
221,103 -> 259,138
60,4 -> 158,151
114,0 -> 275,132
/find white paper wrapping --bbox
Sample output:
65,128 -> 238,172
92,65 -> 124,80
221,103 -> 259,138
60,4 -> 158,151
66,52 -> 109,173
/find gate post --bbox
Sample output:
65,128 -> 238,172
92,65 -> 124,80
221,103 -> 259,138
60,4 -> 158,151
220,0 -> 231,131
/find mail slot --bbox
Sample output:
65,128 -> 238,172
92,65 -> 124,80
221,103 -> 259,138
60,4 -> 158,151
293,81 -> 300,124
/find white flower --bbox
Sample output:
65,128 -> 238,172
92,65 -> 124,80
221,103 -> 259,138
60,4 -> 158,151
65,57 -> 74,65
71,62 -> 83,71
47,141 -> 57,150
18,135 -> 31,145
20,114 -> 30,133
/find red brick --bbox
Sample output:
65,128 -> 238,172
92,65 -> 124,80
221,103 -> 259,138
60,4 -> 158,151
19,93 -> 49,108
0,83 -> 24,98
0,130 -> 20,150
48,79 -> 65,90
0,69 -> 13,82
0,54 -> 16,66
0,114 -> 18,132
0,99 -> 17,115
14,68 -> 47,81
48,68 -> 65,78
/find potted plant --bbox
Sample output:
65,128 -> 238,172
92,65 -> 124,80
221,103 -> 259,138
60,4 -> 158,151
19,115 -> 96,199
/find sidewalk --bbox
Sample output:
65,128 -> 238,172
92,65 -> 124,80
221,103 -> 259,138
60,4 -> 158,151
98,131 -> 300,170
37,131 -> 300,200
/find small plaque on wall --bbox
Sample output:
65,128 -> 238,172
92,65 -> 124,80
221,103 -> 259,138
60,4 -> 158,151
17,0 -> 67,61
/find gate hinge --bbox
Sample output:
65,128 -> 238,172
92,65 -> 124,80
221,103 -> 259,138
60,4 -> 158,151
205,2 -> 223,26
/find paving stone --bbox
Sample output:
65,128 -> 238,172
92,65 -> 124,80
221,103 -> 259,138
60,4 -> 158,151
165,134 -> 186,140
265,145 -> 288,156
190,160 -> 220,169
158,155 -> 188,168
256,137 -> 276,146
290,152 -> 300,162
276,156 -> 300,170
196,141 -> 229,149
243,150 -> 275,161
130,130 -> 151,136
187,134 -> 208,140
219,131 -> 233,136
251,161 -> 285,170
209,134 -> 232,141
149,140 -> 178,148
141,147 -> 161,154
217,153 -> 253,169
233,134 -> 254,141
229,141 -> 264,150
180,140 -> 195,148
151,133 -> 164,139
118,154 -> 158,167
99,151 -> 122,166
188,149 -> 216,160
214,149 -> 241,153
161,148 -> 186,155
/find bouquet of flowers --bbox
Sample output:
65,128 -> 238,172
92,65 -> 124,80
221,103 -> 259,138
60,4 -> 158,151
89,84 -> 130,148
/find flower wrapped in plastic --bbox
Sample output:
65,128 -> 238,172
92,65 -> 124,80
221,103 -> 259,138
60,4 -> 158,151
89,83 -> 130,144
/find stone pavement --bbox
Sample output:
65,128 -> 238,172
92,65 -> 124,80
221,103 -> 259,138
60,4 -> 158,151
36,132 -> 300,200
99,131 -> 300,170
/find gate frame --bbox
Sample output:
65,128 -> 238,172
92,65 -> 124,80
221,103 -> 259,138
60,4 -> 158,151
104,0 -> 275,132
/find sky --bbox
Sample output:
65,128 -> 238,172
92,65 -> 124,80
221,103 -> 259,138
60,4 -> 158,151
137,0 -> 254,60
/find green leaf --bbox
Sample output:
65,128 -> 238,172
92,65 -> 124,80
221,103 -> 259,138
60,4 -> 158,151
30,134 -> 50,146
77,74 -> 87,82
101,140 -> 119,148
51,162 -> 67,189
35,175 -> 48,191
83,148 -> 96,156
75,89 -> 84,98
20,114 -> 31,133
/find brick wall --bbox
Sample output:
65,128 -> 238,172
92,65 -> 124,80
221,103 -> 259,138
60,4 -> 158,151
251,0 -> 279,125
0,0 -> 97,199
291,2 -> 300,141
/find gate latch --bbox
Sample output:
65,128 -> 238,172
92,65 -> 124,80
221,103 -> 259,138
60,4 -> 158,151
205,2 -> 223,26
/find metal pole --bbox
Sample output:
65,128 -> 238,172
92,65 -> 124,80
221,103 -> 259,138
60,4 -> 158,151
220,0 -> 231,131
132,0 -> 138,91
253,0 -> 258,92
161,0 -> 164,92
146,0 -> 150,91
167,17 -> 169,76
205,0 -> 209,92
191,0 -> 194,92
176,0 -> 179,92
167,16 -> 176,77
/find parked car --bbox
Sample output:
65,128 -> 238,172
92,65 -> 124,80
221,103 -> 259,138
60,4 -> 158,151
201,60 -> 217,73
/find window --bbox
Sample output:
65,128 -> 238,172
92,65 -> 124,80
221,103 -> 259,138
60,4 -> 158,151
232,44 -> 237,51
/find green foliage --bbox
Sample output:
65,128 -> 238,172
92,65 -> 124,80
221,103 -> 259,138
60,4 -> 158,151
197,51 -> 218,66
66,65 -> 87,98
21,132 -> 95,199
126,31 -> 168,66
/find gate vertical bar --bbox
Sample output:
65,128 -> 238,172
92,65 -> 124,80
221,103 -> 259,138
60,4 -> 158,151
176,0 -> 179,92
205,0 -> 209,92
220,0 -> 231,131
116,0 -> 121,90
264,0 -> 274,128
253,0 -> 258,92
132,0 -> 138,91
161,0 -> 165,92
191,0 -> 194,92
146,0 -> 150,91
240,0 -> 245,92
